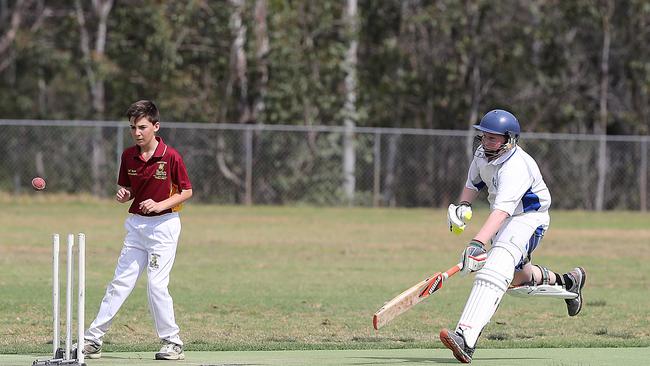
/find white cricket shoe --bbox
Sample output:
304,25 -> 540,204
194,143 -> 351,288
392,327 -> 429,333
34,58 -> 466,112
155,340 -> 185,360
71,339 -> 102,359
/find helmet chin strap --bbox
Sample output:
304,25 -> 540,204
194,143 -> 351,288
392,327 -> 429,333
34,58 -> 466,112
503,134 -> 518,151
475,134 -> 518,160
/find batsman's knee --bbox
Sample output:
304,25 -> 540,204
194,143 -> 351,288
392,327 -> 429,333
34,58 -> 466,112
476,247 -> 516,292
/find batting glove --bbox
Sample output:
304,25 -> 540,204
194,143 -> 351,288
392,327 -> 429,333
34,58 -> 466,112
460,239 -> 487,275
447,202 -> 473,235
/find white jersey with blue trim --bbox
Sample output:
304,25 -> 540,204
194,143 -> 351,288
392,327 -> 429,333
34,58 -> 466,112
465,145 -> 551,216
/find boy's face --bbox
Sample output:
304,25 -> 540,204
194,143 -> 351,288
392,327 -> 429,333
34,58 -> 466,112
129,116 -> 160,148
481,132 -> 506,153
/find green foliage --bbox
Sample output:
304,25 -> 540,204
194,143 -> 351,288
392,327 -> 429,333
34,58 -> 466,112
0,1 -> 647,134
265,2 -> 346,125
253,131 -> 346,205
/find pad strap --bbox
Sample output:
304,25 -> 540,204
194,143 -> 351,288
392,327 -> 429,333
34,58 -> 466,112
535,265 -> 550,285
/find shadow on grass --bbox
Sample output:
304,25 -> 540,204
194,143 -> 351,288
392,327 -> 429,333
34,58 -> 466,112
350,356 -> 550,364
101,354 -> 262,366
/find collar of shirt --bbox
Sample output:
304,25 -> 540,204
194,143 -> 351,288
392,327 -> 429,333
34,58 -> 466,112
135,136 -> 168,162
489,145 -> 517,165
476,145 -> 518,166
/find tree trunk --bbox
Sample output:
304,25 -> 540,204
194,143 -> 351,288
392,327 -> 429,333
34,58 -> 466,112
595,0 -> 613,211
75,0 -> 113,197
465,64 -> 480,160
0,0 -> 28,73
252,0 -> 268,124
216,1 -> 249,201
464,1 -> 481,161
342,0 -> 358,205
230,0 -> 249,124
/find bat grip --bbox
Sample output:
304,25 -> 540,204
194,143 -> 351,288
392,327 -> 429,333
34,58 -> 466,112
443,262 -> 463,279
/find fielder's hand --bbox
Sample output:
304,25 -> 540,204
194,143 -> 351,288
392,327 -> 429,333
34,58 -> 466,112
460,239 -> 487,275
139,199 -> 162,214
447,202 -> 472,234
116,187 -> 132,203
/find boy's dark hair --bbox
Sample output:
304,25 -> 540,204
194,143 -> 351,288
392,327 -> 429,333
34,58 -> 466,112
126,100 -> 160,124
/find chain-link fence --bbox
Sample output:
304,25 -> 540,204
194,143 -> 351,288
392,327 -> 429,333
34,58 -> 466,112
1,120 -> 648,211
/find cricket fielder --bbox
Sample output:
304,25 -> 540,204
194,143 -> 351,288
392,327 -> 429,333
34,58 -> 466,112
440,109 -> 586,363
79,100 -> 192,361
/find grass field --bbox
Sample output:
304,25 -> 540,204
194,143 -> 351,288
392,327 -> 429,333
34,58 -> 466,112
1,195 -> 649,360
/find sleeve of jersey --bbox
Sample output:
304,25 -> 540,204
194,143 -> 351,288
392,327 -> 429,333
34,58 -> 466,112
171,153 -> 192,191
117,152 -> 130,187
464,159 -> 485,191
492,162 -> 533,215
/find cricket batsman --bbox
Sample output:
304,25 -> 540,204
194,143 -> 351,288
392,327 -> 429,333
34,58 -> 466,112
440,109 -> 586,363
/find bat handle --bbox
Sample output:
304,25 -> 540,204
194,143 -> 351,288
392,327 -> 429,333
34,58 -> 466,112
443,262 -> 463,279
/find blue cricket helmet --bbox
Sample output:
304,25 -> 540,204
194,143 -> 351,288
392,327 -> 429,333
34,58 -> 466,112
473,109 -> 520,159
473,109 -> 520,137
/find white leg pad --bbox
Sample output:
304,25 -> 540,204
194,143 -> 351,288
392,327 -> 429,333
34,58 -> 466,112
507,284 -> 578,299
456,247 -> 515,348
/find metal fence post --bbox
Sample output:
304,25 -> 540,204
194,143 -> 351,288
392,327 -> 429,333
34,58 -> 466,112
595,135 -> 607,211
244,128 -> 253,205
373,131 -> 381,207
641,138 -> 648,212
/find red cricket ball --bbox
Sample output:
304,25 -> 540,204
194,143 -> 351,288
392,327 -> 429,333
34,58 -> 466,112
31,177 -> 46,190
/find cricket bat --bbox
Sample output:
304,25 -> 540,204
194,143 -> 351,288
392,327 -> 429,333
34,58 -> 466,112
372,262 -> 462,330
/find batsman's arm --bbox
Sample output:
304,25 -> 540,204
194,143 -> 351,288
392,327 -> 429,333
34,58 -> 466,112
473,209 -> 508,244
458,187 -> 479,206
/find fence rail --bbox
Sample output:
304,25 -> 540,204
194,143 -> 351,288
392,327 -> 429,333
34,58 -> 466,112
1,119 -> 648,211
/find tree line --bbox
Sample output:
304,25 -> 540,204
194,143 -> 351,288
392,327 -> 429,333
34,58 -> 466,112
0,0 -> 648,135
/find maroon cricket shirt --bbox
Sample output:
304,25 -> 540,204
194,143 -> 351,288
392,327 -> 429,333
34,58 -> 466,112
118,136 -> 192,216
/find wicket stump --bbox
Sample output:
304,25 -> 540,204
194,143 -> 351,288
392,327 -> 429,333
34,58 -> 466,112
33,233 -> 86,366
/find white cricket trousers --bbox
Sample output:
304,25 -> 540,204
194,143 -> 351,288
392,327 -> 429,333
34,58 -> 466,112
85,212 -> 183,346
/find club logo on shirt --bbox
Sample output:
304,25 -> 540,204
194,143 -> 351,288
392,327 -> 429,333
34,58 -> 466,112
127,169 -> 137,176
154,162 -> 167,180
149,253 -> 160,270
